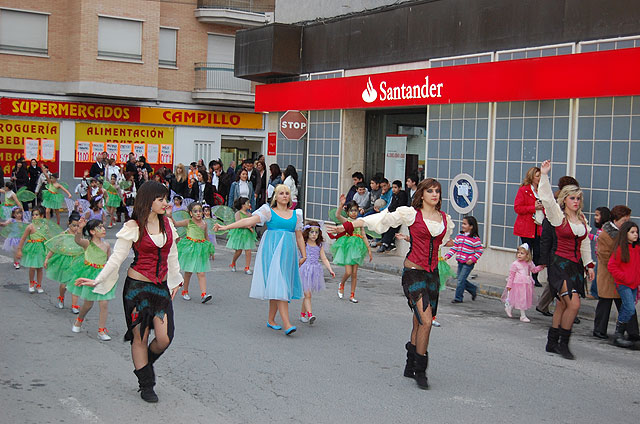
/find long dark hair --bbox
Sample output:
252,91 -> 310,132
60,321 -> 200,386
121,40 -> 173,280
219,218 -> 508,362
594,206 -> 611,229
613,221 -> 639,263
131,181 -> 170,239
302,220 -> 324,246
269,163 -> 281,181
463,215 -> 480,238
284,165 -> 299,185
235,168 -> 248,182
412,178 -> 442,210
83,219 -> 104,238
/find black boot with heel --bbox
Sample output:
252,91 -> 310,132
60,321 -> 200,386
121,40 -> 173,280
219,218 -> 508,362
413,352 -> 429,390
133,364 -> 158,403
403,342 -> 416,378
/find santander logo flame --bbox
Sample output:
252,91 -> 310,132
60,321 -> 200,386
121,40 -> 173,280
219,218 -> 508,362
361,77 -> 377,103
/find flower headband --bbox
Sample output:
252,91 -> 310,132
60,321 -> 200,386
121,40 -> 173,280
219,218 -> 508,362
303,225 -> 320,230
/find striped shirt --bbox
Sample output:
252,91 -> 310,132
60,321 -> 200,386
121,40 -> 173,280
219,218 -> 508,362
444,233 -> 483,263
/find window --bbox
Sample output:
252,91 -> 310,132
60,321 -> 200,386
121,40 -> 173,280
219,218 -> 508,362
207,34 -> 234,64
159,27 -> 177,67
0,8 -> 48,55
98,16 -> 142,61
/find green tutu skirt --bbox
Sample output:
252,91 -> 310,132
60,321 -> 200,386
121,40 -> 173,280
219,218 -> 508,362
46,253 -> 78,283
105,193 -> 122,208
65,258 -> 115,301
331,235 -> 368,266
41,191 -> 65,210
177,237 -> 215,273
226,228 -> 257,251
438,258 -> 455,291
21,240 -> 46,268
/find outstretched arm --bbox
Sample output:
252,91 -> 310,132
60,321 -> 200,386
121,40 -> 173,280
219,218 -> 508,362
214,214 -> 261,231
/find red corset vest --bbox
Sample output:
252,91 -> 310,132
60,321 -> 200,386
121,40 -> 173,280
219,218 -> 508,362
553,219 -> 587,263
406,209 -> 447,272
131,216 -> 173,283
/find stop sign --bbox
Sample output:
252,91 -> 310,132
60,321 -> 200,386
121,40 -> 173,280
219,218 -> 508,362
279,110 -> 308,140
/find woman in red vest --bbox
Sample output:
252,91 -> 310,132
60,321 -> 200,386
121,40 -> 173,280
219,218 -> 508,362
513,166 -> 544,286
328,178 -> 454,390
538,160 -> 594,360
76,181 -> 183,403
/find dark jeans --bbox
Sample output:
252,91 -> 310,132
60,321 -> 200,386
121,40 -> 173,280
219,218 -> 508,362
454,262 -> 476,302
520,235 -> 540,284
593,297 -> 639,335
381,226 -> 400,247
590,263 -> 599,298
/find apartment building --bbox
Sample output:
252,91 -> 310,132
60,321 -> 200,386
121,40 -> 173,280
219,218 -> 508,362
0,0 -> 273,180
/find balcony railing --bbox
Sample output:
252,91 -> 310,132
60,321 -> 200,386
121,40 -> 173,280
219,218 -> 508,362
196,0 -> 273,14
194,62 -> 252,93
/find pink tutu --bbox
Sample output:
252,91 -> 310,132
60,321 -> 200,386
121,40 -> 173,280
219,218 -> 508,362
299,244 -> 325,293
501,260 -> 542,310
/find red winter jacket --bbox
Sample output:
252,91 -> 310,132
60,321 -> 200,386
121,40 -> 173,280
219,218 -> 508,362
513,185 -> 543,238
607,244 -> 640,290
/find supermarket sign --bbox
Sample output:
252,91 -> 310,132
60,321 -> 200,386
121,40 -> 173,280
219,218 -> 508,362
0,98 -> 263,129
255,47 -> 640,112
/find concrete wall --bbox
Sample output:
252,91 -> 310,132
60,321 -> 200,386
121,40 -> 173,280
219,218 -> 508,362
274,0 -> 410,23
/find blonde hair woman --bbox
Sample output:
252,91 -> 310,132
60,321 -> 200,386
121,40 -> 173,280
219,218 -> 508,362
170,163 -> 188,198
214,184 -> 305,335
538,160 -> 594,360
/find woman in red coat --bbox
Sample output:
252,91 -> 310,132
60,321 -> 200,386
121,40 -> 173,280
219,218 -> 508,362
513,166 -> 544,286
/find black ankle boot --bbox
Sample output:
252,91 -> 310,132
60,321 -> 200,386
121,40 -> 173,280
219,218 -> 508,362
413,352 -> 429,390
403,342 -> 416,378
133,364 -> 158,403
556,328 -> 575,360
613,321 -> 633,348
545,327 -> 560,353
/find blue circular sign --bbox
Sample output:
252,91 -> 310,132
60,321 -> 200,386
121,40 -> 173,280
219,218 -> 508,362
449,173 -> 478,214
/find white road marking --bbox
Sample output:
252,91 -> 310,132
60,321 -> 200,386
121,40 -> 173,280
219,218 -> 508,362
59,397 -> 101,423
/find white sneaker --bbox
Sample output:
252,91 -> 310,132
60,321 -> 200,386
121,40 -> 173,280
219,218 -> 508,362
338,288 -> 344,299
13,262 -> 20,269
57,297 -> 64,309
432,319 -> 441,327
505,303 -> 513,318
97,329 -> 112,341
71,306 -> 80,314
349,296 -> 359,303
182,292 -> 191,301
36,284 -> 44,294
229,264 -> 236,272
71,320 -> 82,333
244,269 -> 253,275
308,314 -> 317,325
201,293 -> 212,304
299,315 -> 309,323
28,285 -> 36,293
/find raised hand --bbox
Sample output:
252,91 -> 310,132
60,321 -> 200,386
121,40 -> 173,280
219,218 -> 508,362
325,223 -> 344,234
339,194 -> 346,206
540,160 -> 551,175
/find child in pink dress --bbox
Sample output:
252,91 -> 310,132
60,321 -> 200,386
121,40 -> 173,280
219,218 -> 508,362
502,243 -> 545,322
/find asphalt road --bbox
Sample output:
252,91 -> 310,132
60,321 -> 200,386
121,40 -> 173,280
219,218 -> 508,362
1,229 -> 639,424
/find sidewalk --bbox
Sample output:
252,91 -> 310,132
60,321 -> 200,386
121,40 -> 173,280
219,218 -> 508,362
360,249 -> 602,320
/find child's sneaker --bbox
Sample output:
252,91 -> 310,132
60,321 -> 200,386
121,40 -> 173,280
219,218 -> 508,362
28,281 -> 36,293
432,317 -> 441,327
504,302 -> 513,318
72,318 -> 83,333
35,283 -> 44,294
299,313 -> 309,323
308,313 -> 316,325
57,296 -> 64,309
71,304 -> 80,314
201,293 -> 212,304
337,283 -> 344,299
244,267 -> 252,275
97,328 -> 112,341
229,263 -> 236,272
13,262 -> 20,269
182,290 -> 191,301
349,295 -> 359,303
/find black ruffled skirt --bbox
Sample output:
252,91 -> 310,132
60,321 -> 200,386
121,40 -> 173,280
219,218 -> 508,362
547,254 -> 585,300
401,268 -> 440,320
123,277 -> 174,343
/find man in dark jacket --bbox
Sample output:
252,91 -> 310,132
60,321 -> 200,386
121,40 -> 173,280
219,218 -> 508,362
377,180 -> 409,252
211,159 -> 232,203
89,152 -> 107,178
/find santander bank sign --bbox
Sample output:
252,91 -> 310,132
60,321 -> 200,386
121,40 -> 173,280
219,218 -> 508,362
361,76 -> 443,103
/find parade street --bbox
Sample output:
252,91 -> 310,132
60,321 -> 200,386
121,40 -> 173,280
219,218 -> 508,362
1,231 -> 639,424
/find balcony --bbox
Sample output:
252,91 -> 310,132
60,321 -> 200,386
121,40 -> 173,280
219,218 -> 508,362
195,0 -> 274,27
193,62 -> 255,106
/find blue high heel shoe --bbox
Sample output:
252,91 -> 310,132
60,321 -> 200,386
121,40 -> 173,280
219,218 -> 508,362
267,322 -> 282,330
285,326 -> 297,336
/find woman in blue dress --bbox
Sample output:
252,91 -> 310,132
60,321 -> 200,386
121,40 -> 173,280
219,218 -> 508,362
215,184 -> 305,335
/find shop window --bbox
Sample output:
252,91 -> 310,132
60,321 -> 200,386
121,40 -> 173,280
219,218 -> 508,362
98,16 -> 142,61
0,8 -> 48,56
159,27 -> 177,68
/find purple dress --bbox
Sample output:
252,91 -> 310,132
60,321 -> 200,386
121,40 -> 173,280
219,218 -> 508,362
299,244 -> 325,293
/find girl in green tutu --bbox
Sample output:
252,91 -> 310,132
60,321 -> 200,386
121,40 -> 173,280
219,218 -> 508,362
15,206 -> 49,294
67,218 -> 113,341
44,211 -> 83,312
332,197 -> 372,303
41,173 -> 72,225
105,173 -> 123,229
171,202 -> 215,303
227,197 -> 257,275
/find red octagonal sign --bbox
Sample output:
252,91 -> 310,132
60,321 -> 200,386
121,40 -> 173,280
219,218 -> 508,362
279,110 -> 308,140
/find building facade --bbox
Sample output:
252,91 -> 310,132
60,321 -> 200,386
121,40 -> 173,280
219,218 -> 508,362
0,0 -> 274,181
236,0 -> 640,275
